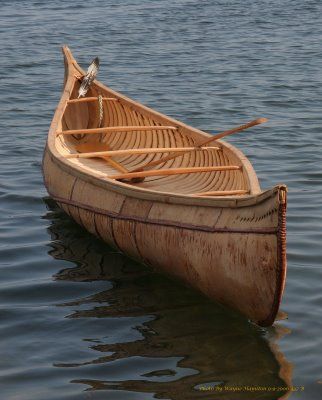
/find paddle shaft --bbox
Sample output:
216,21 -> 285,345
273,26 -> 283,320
131,118 -> 267,174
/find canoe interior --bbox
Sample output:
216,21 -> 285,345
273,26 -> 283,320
56,73 -> 258,197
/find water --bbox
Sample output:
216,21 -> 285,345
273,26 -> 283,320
1,0 -> 322,398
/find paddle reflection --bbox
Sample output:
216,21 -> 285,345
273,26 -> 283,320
45,198 -> 292,400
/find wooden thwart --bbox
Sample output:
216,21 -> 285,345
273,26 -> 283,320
57,125 -> 178,136
108,165 -> 241,180
192,189 -> 249,197
66,146 -> 220,159
67,97 -> 118,104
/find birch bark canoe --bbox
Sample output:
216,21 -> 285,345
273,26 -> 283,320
42,46 -> 287,326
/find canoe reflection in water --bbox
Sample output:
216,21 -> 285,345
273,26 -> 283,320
45,198 -> 292,399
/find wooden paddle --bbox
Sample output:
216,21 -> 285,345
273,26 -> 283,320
129,117 -> 268,183
75,142 -> 128,173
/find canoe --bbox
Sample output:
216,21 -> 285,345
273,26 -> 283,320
43,46 -> 287,326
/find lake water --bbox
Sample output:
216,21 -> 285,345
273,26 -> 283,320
1,0 -> 322,399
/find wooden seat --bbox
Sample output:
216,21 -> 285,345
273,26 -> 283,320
57,125 -> 178,136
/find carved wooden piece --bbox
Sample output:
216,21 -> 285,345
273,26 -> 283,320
75,142 -> 129,173
57,125 -> 177,136
67,97 -> 118,103
65,145 -> 221,159
108,165 -> 241,180
43,46 -> 287,326
193,189 -> 249,196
